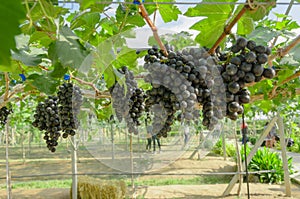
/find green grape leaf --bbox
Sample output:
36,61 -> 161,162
71,12 -> 100,30
103,66 -> 115,89
277,69 -> 295,84
192,17 -> 228,48
0,62 -> 19,73
48,26 -> 89,69
258,100 -> 274,114
290,44 -> 300,62
0,0 -> 25,66
247,26 -> 280,45
116,5 -> 145,28
237,16 -> 254,35
29,31 -> 54,47
113,47 -> 138,69
184,0 -> 235,17
184,0 -> 235,47
49,62 -> 68,78
77,0 -> 112,12
11,50 -> 47,67
27,74 -> 60,94
158,4 -> 181,23
244,0 -> 276,21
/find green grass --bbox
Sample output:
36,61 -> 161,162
127,176 -> 231,186
0,179 -> 72,190
0,175 -> 231,190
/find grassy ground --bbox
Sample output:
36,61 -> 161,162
0,175 -> 231,190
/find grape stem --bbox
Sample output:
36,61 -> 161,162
137,2 -> 168,56
208,4 -> 249,54
70,74 -> 111,98
268,34 -> 300,66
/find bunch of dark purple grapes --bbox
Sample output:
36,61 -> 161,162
32,96 -> 61,152
219,37 -> 276,120
0,106 -> 13,126
32,83 -> 83,152
110,66 -> 146,135
143,45 -> 225,134
57,83 -> 83,138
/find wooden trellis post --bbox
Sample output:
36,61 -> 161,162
223,116 -> 278,196
278,113 -> 291,196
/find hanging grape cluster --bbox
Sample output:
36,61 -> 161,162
142,37 -> 276,135
32,96 -> 61,152
110,66 -> 146,135
219,37 -> 276,120
143,45 -> 227,135
57,83 -> 83,139
32,83 -> 83,152
0,106 -> 13,126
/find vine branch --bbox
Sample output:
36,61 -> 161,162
70,75 -> 111,99
251,88 -> 300,102
268,34 -> 300,66
270,70 -> 300,98
137,1 -> 168,56
208,5 -> 248,54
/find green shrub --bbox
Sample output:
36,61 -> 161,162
249,147 -> 294,184
249,136 -> 258,145
212,138 -> 236,157
235,146 -> 294,184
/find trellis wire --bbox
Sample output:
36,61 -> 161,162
26,1 -> 300,5
0,170 -> 276,180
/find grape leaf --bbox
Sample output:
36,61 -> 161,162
71,12 -> 100,30
184,0 -> 236,47
49,62 -> 68,78
158,4 -> 181,23
184,0 -> 235,17
290,44 -> 300,62
244,0 -> 276,21
11,50 -> 47,67
191,18 -> 228,48
29,31 -> 53,47
112,47 -> 138,69
237,16 -> 254,35
48,26 -> 89,69
247,26 -> 280,45
116,5 -> 145,28
0,0 -> 25,66
277,69 -> 295,84
27,74 -> 60,94
77,0 -> 112,12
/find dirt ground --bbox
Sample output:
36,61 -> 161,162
1,183 -> 300,199
1,153 -> 300,199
